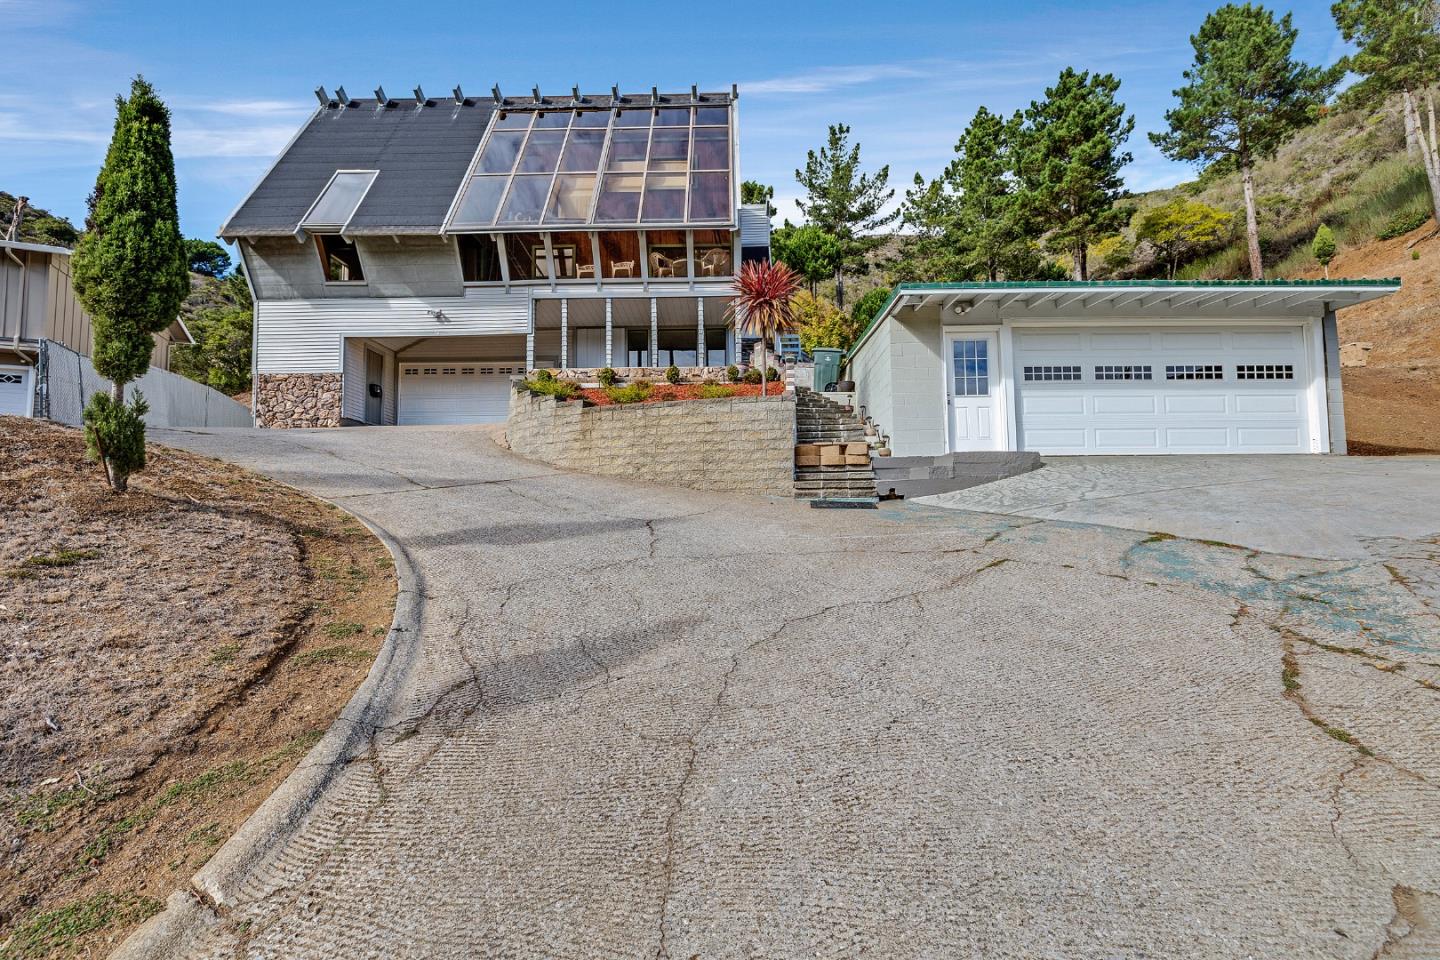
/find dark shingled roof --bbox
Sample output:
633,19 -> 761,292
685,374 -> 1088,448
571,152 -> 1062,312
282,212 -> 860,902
220,90 -> 736,239
219,98 -> 496,237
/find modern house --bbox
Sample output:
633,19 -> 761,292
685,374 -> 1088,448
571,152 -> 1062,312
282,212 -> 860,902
846,280 -> 1400,457
1,238 -> 193,418
220,85 -> 770,427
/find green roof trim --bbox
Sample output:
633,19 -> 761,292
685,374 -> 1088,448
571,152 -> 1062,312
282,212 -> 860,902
844,278 -> 1402,363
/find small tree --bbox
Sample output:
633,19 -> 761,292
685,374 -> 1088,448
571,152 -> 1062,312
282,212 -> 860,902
726,260 -> 801,397
794,124 -> 900,307
740,180 -> 777,218
793,290 -> 861,355
71,76 -> 189,492
850,286 -> 892,331
1312,223 -> 1338,278
1135,199 -> 1233,278
771,223 -> 843,296
184,238 -> 232,277
1151,4 -> 1337,279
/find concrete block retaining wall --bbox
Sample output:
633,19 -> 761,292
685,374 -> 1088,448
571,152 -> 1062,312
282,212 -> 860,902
507,387 -> 796,496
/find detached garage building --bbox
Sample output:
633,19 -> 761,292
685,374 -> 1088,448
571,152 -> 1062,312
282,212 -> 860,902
846,280 -> 1400,457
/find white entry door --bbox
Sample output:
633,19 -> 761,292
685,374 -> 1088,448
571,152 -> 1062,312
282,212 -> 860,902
947,333 -> 1002,451
0,366 -> 32,417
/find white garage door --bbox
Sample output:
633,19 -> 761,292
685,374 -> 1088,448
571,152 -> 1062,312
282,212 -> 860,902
1013,325 -> 1313,454
397,362 -> 520,425
0,366 -> 32,417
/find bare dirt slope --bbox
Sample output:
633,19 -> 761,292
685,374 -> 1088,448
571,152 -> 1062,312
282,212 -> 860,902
1296,221 -> 1440,453
0,418 -> 395,959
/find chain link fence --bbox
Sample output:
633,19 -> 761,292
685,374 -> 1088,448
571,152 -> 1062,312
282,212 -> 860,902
36,339 -> 253,429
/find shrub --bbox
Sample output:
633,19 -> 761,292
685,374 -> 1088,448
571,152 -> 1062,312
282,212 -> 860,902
533,368 -> 555,382
765,366 -> 781,382
664,364 -> 681,384
520,377 -> 577,400
701,377 -> 718,386
1378,209 -> 1430,240
698,384 -> 737,399
603,381 -> 652,404
597,366 -> 617,387
743,368 -> 763,384
83,391 -> 150,492
1414,249 -> 1422,260
725,364 -> 740,383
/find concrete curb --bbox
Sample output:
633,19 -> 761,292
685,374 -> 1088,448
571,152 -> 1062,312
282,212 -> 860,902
110,510 -> 425,959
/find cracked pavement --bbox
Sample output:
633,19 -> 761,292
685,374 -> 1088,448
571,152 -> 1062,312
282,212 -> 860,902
143,425 -> 1440,959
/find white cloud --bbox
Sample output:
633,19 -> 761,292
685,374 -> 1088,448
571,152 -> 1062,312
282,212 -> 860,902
742,63 -> 928,96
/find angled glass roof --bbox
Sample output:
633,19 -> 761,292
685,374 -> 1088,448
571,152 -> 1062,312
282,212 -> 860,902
300,170 -> 378,230
446,103 -> 734,231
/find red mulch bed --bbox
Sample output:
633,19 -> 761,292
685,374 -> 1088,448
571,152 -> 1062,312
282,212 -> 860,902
575,382 -> 783,406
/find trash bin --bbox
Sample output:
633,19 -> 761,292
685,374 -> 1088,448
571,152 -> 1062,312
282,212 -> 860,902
812,348 -> 843,392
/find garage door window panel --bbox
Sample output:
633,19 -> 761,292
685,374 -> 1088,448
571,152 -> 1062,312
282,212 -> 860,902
1095,365 -> 1152,381
1165,364 -> 1224,381
1236,364 -> 1294,380
1023,365 -> 1081,382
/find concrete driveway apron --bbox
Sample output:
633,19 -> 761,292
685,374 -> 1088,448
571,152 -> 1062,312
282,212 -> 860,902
138,426 -> 1440,960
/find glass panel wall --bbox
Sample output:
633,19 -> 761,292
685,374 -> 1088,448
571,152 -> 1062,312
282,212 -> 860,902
645,230 -> 688,279
504,232 -> 548,281
693,230 -> 734,277
541,232 -> 595,280
457,234 -> 503,283
598,232 -> 641,279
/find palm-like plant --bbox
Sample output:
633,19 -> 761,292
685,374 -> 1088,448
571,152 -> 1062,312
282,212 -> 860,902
725,260 -> 801,397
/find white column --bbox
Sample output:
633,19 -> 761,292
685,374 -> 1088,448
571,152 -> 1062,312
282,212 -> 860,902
525,298 -> 535,371
696,297 -> 706,368
649,298 -> 659,368
559,298 -> 569,369
604,297 -> 613,367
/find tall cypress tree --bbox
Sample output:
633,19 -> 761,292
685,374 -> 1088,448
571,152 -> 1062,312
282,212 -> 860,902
71,76 -> 189,492
1151,4 -> 1336,279
1016,68 -> 1135,280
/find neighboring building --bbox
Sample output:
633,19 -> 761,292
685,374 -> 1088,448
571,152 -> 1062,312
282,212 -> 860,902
0,238 -> 193,417
220,85 -> 771,428
846,280 -> 1401,457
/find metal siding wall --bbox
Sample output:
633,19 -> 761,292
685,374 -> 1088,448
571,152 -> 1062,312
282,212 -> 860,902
255,289 -> 530,373
738,206 -> 771,246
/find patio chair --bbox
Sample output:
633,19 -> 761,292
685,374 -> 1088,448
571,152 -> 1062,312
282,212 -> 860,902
648,251 -> 674,278
698,248 -> 730,276
612,260 -> 634,278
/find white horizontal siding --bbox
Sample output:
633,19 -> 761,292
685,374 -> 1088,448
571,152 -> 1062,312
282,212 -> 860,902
739,205 -> 771,247
256,288 -> 530,373
342,338 -> 366,421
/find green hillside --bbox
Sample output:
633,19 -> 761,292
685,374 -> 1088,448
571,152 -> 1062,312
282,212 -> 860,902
0,192 -> 80,247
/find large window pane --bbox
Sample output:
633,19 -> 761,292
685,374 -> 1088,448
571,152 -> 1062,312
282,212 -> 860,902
498,175 -> 552,224
315,234 -> 364,282
533,111 -> 571,129
572,109 -> 610,128
615,109 -> 651,128
691,126 -> 729,170
595,173 -> 643,222
541,231 -> 595,280
493,111 -> 532,130
646,230 -> 688,278
504,232 -> 547,280
456,234 -> 502,282
598,232 -> 640,279
641,172 -> 687,222
545,174 -> 596,223
648,127 -> 689,170
517,130 -> 565,173
695,106 -> 729,125
303,171 -> 374,227
688,172 -> 730,221
477,131 -> 526,173
452,175 -> 507,226
694,230 -> 734,277
653,107 -> 689,127
559,129 -> 605,172
606,128 -> 649,171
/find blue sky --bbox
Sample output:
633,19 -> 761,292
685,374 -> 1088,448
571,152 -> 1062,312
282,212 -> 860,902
2,0 -> 1350,240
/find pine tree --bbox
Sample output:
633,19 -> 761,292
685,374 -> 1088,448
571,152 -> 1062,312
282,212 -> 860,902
771,223 -> 843,295
1312,223 -> 1338,278
1332,0 -> 1440,233
794,124 -> 900,307
1016,68 -> 1135,280
71,76 -> 189,492
1151,4 -> 1337,279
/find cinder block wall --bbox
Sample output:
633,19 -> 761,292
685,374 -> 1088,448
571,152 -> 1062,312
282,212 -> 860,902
507,388 -> 796,496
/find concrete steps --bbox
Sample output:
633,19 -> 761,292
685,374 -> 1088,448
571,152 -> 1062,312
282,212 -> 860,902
793,388 -> 877,506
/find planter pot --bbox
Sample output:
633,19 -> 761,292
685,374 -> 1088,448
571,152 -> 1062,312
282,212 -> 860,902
834,380 -> 855,392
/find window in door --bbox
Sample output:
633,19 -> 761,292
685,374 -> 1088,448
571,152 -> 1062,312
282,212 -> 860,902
952,339 -> 989,396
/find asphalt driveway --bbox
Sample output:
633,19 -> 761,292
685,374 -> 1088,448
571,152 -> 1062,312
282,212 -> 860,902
133,426 -> 1440,959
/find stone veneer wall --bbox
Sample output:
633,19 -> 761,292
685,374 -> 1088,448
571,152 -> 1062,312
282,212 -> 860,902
255,373 -> 343,428
507,387 -> 795,496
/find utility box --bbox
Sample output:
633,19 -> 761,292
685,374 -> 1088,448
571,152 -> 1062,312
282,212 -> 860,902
812,348 -> 843,392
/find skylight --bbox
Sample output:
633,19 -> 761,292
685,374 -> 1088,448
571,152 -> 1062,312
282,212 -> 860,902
446,104 -> 734,231
300,170 -> 378,230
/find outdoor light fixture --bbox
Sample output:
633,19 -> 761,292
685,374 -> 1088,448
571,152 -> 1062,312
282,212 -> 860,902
953,301 -> 973,315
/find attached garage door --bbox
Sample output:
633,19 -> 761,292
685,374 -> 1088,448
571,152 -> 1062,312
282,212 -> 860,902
397,362 -> 520,425
1013,325 -> 1313,454
0,366 -> 32,417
